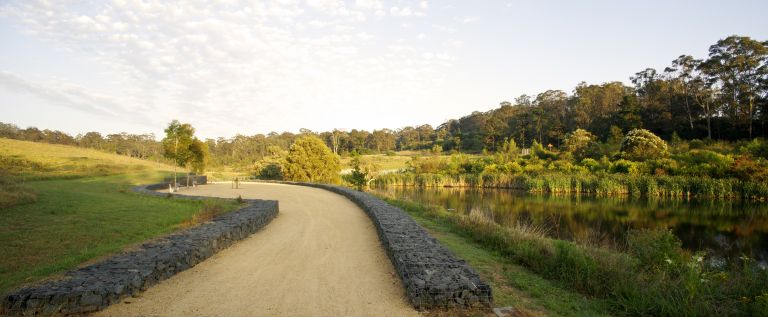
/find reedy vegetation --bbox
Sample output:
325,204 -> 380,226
386,198 -> 768,316
373,136 -> 768,200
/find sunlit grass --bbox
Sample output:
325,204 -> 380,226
0,139 -> 241,294
0,138 -> 172,181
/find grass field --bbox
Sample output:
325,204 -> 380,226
0,138 -> 240,294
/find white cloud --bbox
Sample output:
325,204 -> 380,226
0,0 -> 455,136
0,71 -> 129,119
390,6 -> 413,17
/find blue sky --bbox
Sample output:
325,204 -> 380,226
1,0 -> 767,139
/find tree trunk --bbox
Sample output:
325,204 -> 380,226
749,96 -> 754,139
173,165 -> 177,192
706,102 -> 712,140
173,137 -> 179,191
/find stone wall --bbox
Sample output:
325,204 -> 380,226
1,185 -> 278,316
278,182 -> 493,309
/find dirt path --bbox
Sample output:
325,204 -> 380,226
96,183 -> 419,317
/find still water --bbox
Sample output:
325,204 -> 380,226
372,186 -> 768,264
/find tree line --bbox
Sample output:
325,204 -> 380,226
0,122 -> 162,160
2,35 -> 765,169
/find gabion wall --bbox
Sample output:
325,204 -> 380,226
1,185 -> 277,316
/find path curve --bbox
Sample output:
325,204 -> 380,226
96,183 -> 419,316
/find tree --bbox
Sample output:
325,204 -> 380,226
620,129 -> 669,161
701,36 -> 768,138
282,135 -> 341,183
665,55 -> 702,132
616,95 -> 643,132
162,120 -> 195,189
345,154 -> 379,190
563,129 -> 598,160
189,138 -> 209,174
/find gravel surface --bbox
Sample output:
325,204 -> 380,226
95,183 -> 418,317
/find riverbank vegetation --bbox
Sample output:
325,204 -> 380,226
386,198 -> 768,316
374,135 -> 768,199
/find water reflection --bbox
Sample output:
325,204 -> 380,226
372,187 -> 768,264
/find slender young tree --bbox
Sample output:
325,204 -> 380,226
162,120 -> 195,190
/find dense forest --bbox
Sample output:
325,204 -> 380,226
2,35 -> 766,170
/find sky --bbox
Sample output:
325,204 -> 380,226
1,0 -> 767,140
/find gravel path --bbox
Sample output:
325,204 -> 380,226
95,183 -> 419,316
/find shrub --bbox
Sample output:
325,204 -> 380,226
531,140 -> 556,160
742,138 -> 768,159
643,158 -> 679,176
610,159 -> 642,175
675,150 -> 733,178
282,135 -> 341,183
256,162 -> 283,180
620,129 -> 669,161
731,155 -> 768,183
563,129 -> 599,160
627,229 -> 684,271
409,156 -> 443,174
689,139 -> 705,149
580,158 -> 602,173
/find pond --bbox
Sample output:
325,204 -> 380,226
372,186 -> 768,265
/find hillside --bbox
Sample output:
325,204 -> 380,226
0,138 -> 239,294
0,138 -> 173,181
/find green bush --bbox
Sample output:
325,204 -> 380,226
627,229 -> 684,271
643,158 -> 679,175
256,162 -> 283,180
563,129 -> 600,160
580,158 -> 603,173
282,135 -> 341,183
674,150 -> 733,178
620,129 -> 669,161
531,140 -> 556,160
610,159 -> 642,175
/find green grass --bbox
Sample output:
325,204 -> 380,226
0,138 -> 171,181
409,207 -> 611,316
341,153 -> 413,171
0,138 -> 241,294
384,197 -> 768,316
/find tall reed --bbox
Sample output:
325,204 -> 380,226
373,172 -> 768,200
